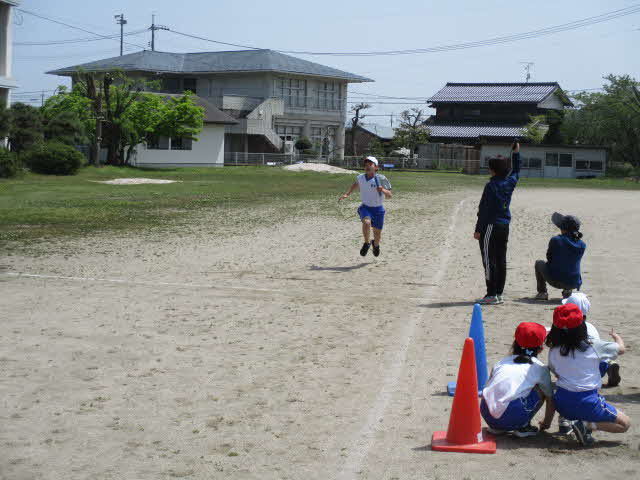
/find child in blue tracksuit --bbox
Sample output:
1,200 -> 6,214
535,212 -> 586,300
474,140 -> 521,304
339,156 -> 392,257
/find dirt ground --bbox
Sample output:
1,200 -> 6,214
1,187 -> 639,480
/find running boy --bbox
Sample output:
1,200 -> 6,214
339,156 -> 392,257
481,322 -> 555,437
474,140 -> 521,304
546,304 -> 630,446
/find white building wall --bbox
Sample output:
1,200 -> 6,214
0,1 -> 18,105
132,124 -> 226,167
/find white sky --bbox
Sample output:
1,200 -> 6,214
12,0 -> 640,127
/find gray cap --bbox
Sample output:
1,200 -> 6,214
552,212 -> 581,231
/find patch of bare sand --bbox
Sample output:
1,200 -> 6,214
1,188 -> 639,480
283,163 -> 357,174
92,178 -> 179,185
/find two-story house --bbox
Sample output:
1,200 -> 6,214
48,49 -> 372,160
426,82 -> 572,144
0,0 -> 19,107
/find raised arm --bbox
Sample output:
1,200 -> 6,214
509,140 -> 521,182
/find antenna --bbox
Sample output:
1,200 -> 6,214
519,62 -> 534,82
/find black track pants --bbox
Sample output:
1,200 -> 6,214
478,223 -> 509,297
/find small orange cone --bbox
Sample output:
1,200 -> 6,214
431,338 -> 496,454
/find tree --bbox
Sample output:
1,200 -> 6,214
562,74 -> 640,166
349,103 -> 370,156
8,103 -> 43,154
43,110 -> 87,145
0,100 -> 10,140
294,136 -> 312,153
392,108 -> 430,154
523,114 -> 547,144
367,138 -> 387,158
542,109 -> 566,144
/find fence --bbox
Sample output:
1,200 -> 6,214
223,152 -> 479,172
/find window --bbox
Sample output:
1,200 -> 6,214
463,109 -> 481,119
276,125 -> 303,142
171,137 -> 192,150
316,82 -> 342,110
183,78 -> 197,94
529,157 -> 542,169
590,161 -> 603,171
147,135 -> 170,150
575,160 -> 589,170
311,126 -> 336,154
277,78 -> 307,108
545,153 -> 559,167
559,153 -> 573,167
162,78 -> 181,93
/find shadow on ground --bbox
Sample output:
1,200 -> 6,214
309,263 -> 370,273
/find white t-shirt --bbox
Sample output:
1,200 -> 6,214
586,322 -> 600,341
357,173 -> 391,208
548,340 -> 619,392
482,356 -> 553,419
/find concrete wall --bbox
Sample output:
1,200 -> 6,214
0,1 -> 18,102
132,124 -> 226,167
480,144 -> 607,178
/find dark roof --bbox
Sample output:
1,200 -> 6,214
47,49 -> 373,83
428,82 -> 570,105
150,93 -> 238,125
427,123 -> 526,139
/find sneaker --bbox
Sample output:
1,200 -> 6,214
497,294 -> 505,303
372,241 -> 380,257
558,417 -> 572,435
360,242 -> 371,257
534,292 -> 549,301
513,424 -> 539,438
607,361 -> 621,387
477,295 -> 502,305
571,420 -> 595,446
562,289 -> 573,299
486,426 -> 508,436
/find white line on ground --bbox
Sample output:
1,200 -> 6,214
336,199 -> 465,480
2,272 -> 283,294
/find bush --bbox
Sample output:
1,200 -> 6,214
294,136 -> 312,151
0,148 -> 20,178
25,142 -> 86,175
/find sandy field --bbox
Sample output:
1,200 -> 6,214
1,186 -> 639,480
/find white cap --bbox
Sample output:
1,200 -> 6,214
562,292 -> 591,316
364,156 -> 378,166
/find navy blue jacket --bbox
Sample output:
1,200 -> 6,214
475,152 -> 521,233
547,234 -> 586,288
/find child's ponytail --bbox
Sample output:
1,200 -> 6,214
568,230 -> 583,241
512,342 -> 540,364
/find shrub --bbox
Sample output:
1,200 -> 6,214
25,142 -> 86,175
0,148 -> 20,178
294,136 -> 312,152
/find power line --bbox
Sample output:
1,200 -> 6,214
16,8 -> 146,50
14,29 -> 147,46
165,5 -> 640,56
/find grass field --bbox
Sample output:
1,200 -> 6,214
2,166 -> 640,246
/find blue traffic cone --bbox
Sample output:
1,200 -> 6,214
447,304 -> 488,396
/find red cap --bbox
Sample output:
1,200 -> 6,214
553,303 -> 584,329
515,322 -> 548,349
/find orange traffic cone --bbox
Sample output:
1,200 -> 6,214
431,337 -> 496,454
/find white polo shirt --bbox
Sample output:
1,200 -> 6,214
549,340 -> 619,392
357,173 -> 391,208
482,355 -> 553,419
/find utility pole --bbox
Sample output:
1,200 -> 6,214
114,14 -> 127,56
149,14 -> 169,51
520,62 -> 534,82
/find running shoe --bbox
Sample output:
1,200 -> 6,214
513,424 -> 539,438
607,361 -> 621,387
534,292 -> 549,301
360,241 -> 371,257
486,426 -> 507,436
571,420 -> 595,446
477,295 -> 502,305
558,417 -> 572,435
562,289 -> 573,299
372,241 -> 380,257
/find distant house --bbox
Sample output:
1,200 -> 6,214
47,49 -> 373,160
426,82 -> 572,144
344,123 -> 395,156
130,94 -> 237,168
423,82 -> 607,178
0,1 -> 19,107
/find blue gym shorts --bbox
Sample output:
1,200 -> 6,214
358,204 -> 385,230
554,387 -> 618,423
480,389 -> 542,431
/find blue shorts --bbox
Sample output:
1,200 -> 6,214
480,389 -> 542,431
554,387 -> 618,423
358,204 -> 385,230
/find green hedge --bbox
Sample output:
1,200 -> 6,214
0,148 -> 20,178
25,142 -> 86,175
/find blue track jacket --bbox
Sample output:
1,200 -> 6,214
475,152 -> 521,233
